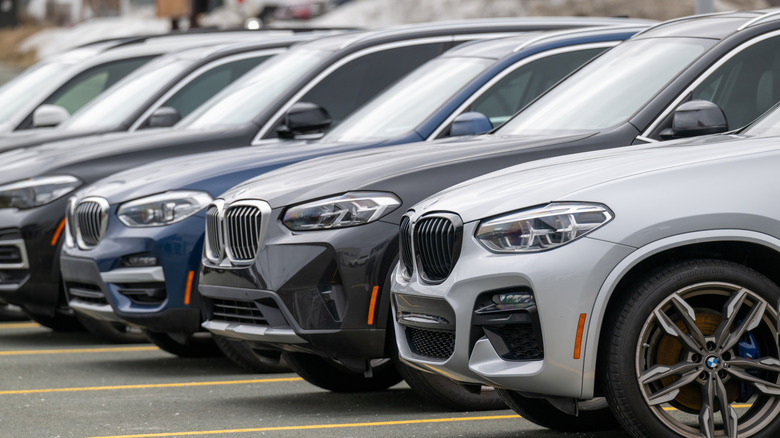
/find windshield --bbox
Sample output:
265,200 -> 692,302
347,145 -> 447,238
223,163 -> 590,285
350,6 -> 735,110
61,58 -> 192,131
497,38 -> 714,137
0,62 -> 65,123
322,57 -> 494,142
180,48 -> 330,129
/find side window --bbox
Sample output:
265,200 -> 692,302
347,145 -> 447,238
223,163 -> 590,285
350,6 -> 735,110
690,35 -> 780,129
156,56 -> 269,121
649,34 -> 780,138
466,48 -> 606,128
46,57 -> 153,114
263,42 -> 449,138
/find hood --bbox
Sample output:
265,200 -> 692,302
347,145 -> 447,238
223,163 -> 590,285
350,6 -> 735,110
411,133 -> 774,222
0,128 -> 106,153
74,138 -> 379,204
0,128 -> 220,185
221,132 -> 595,209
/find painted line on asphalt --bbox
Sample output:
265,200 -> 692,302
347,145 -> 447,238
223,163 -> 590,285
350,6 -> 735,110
0,322 -> 40,329
0,346 -> 159,356
0,377 -> 303,395
89,415 -> 524,438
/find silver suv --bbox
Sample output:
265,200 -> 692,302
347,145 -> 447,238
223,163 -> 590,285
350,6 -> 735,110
392,104 -> 780,437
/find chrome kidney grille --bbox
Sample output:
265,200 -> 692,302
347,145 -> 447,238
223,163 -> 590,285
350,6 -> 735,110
406,213 -> 463,283
74,198 -> 109,249
204,200 -> 271,266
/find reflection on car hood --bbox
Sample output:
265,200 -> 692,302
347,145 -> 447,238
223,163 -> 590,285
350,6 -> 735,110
221,132 -> 594,209
76,138 -> 379,204
412,133 -> 778,222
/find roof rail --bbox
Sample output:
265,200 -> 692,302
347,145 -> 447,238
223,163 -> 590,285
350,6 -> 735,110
632,10 -> 735,38
737,9 -> 780,30
512,24 -> 647,52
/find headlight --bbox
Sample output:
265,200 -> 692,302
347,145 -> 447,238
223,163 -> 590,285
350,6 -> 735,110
117,191 -> 212,227
475,203 -> 613,253
0,175 -> 81,209
283,191 -> 401,231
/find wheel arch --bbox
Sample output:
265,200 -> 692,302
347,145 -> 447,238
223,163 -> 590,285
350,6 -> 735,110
581,229 -> 780,398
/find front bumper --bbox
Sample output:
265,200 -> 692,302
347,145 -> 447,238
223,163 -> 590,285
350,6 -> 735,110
0,199 -> 70,317
60,213 -> 206,333
392,221 -> 633,399
199,210 -> 399,359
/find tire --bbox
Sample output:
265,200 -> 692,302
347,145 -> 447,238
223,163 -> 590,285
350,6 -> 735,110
144,331 -> 223,358
283,351 -> 403,392
75,314 -> 148,343
29,311 -> 84,331
497,390 -> 619,431
214,336 -> 289,373
397,362 -> 506,411
602,259 -> 780,438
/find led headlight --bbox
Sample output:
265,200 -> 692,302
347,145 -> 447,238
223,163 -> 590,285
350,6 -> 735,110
0,175 -> 81,209
283,191 -> 401,231
475,203 -> 613,253
117,191 -> 212,227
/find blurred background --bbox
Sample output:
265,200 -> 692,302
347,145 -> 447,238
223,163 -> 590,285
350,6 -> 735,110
0,0 -> 775,84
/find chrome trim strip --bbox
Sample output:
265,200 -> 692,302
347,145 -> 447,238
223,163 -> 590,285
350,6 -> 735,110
100,266 -> 165,284
0,238 -> 29,269
428,42 -> 619,140
69,301 -> 124,322
201,320 -> 306,343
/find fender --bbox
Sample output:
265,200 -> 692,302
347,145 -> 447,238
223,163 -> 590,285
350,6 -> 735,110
579,229 -> 780,398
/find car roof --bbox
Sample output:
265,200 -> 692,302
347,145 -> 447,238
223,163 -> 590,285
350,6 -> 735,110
298,17 -> 655,52
634,9 -> 780,40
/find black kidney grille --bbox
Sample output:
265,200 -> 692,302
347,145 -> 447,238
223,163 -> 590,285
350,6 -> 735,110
225,205 -> 262,262
399,216 -> 413,274
211,298 -> 268,325
406,327 -> 455,360
414,216 -> 456,282
205,206 -> 222,259
75,200 -> 106,246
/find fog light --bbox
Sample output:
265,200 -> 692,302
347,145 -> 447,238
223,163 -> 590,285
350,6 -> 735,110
476,291 -> 536,314
121,254 -> 158,267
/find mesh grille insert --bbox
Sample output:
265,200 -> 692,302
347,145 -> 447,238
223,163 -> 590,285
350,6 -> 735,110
406,326 -> 455,360
211,298 -> 268,325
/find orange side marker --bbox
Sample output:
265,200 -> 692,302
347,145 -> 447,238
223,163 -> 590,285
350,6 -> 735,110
184,271 -> 195,305
51,218 -> 66,246
367,285 -> 379,325
573,313 -> 587,359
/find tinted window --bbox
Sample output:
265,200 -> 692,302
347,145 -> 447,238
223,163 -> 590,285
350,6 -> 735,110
45,57 -> 153,114
466,47 -> 606,128
159,56 -> 270,120
691,35 -> 780,129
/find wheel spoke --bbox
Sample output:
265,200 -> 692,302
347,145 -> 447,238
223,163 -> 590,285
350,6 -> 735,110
670,294 -> 709,351
639,361 -> 700,385
718,301 -> 767,353
725,365 -> 780,396
645,368 -> 701,405
655,308 -> 705,353
714,288 -> 748,351
715,373 -> 739,438
699,373 -> 716,438
728,357 -> 780,373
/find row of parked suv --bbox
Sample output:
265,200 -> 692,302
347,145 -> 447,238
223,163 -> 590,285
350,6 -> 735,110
3,9 -> 780,438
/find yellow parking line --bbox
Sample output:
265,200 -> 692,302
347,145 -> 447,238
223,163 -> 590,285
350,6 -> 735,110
0,346 -> 159,356
0,377 -> 302,395
0,322 -> 40,329
90,415 -> 523,438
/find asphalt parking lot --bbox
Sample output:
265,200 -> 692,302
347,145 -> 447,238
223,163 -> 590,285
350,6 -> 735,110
0,321 -> 635,438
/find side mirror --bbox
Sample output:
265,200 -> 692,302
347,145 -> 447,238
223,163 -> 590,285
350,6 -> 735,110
660,100 -> 728,140
32,104 -> 70,128
145,107 -> 181,129
449,112 -> 492,137
276,102 -> 331,140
